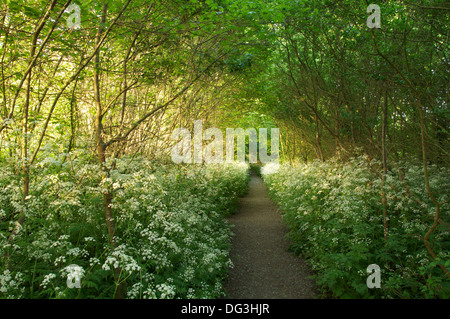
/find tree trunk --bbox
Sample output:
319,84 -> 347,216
335,101 -> 340,156
381,89 -> 388,242
418,100 -> 449,278
314,113 -> 324,162
93,2 -> 126,298
67,79 -> 78,154
5,21 -> 40,262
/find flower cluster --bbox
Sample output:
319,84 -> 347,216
0,270 -> 24,297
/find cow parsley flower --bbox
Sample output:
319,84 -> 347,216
40,273 -> 56,289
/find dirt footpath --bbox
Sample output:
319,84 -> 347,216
223,171 -> 318,299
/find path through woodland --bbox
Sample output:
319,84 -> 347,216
224,171 -> 318,299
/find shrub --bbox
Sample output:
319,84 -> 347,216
262,156 -> 449,298
0,154 -> 249,299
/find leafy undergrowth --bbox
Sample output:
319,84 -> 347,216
0,154 -> 249,298
262,157 -> 449,299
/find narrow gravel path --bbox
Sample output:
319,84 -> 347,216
223,171 -> 317,299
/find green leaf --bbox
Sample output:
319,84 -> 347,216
23,5 -> 41,19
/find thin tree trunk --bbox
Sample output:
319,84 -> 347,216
312,78 -> 324,162
67,79 -> 78,154
335,100 -> 340,156
381,89 -> 388,242
5,19 -> 41,261
418,100 -> 449,278
314,113 -> 324,162
93,2 -> 126,298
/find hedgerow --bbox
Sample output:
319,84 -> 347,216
262,157 -> 449,298
0,154 -> 248,299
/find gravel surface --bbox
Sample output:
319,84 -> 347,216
223,171 -> 318,299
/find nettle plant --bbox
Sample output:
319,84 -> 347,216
0,153 -> 249,299
263,156 -> 449,299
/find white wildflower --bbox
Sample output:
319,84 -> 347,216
40,273 -> 56,289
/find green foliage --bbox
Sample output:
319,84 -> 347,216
236,0 -> 450,164
249,163 -> 261,176
0,155 -> 249,299
263,156 -> 449,298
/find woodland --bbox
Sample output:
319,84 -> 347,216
0,0 -> 448,299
